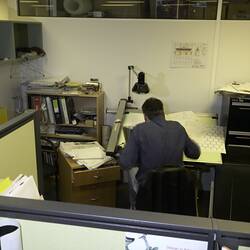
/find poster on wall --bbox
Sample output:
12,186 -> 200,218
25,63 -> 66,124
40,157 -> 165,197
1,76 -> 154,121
125,232 -> 208,250
170,42 -> 208,69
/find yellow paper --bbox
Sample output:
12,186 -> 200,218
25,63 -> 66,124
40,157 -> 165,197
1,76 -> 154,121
0,177 -> 12,193
0,107 -> 8,124
65,82 -> 81,87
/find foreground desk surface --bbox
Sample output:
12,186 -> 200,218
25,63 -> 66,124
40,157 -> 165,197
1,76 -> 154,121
118,111 -> 224,165
58,150 -> 120,206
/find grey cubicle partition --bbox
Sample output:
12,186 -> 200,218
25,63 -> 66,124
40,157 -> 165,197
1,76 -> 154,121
213,219 -> 250,250
0,110 -> 43,193
0,196 -> 214,250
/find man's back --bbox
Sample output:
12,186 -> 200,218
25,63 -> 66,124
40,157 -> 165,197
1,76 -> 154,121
119,115 -> 200,184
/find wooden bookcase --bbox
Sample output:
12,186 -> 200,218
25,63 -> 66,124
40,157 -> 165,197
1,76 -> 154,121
26,88 -> 104,200
26,89 -> 104,143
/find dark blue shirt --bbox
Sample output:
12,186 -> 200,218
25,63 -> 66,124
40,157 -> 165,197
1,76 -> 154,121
119,116 -> 200,183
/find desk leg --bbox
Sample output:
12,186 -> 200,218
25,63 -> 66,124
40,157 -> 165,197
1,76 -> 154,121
208,167 -> 215,218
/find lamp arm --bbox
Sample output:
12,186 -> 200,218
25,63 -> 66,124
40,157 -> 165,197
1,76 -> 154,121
128,65 -> 136,103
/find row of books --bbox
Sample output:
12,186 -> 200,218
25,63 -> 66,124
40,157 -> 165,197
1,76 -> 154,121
30,95 -> 75,125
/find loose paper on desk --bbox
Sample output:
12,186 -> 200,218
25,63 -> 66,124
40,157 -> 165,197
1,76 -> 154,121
215,82 -> 250,94
60,141 -> 112,170
125,232 -> 208,250
1,175 -> 42,200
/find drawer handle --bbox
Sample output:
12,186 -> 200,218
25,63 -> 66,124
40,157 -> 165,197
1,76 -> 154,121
235,136 -> 250,140
93,175 -> 100,179
90,198 -> 97,201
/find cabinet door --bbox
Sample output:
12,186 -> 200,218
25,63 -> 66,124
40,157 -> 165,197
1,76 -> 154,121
214,164 -> 250,222
0,21 -> 15,60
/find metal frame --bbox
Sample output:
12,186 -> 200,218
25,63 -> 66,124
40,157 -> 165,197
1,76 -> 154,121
106,99 -> 127,156
0,196 -> 214,249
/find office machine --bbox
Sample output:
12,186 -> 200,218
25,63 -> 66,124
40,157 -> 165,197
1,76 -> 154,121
223,96 -> 250,163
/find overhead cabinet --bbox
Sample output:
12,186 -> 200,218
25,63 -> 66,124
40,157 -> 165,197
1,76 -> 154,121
0,20 -> 43,61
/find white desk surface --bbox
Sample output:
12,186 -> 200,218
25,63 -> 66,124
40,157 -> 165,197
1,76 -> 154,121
119,111 -> 225,165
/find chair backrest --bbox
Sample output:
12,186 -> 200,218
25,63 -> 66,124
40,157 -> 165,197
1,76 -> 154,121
136,166 -> 197,216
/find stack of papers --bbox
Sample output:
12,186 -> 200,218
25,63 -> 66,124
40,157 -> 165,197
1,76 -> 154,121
0,175 -> 42,200
28,76 -> 70,88
215,82 -> 250,94
60,141 -> 112,170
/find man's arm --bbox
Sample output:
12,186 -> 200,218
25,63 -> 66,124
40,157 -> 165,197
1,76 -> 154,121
118,129 -> 139,170
184,134 -> 201,159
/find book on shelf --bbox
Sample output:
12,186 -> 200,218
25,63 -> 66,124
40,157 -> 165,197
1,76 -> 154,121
66,97 -> 76,124
31,95 -> 41,111
30,95 -> 76,126
45,96 -> 55,124
58,97 -> 70,124
51,97 -> 63,124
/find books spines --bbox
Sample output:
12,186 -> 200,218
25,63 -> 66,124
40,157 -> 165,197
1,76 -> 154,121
45,97 -> 55,124
51,97 -> 63,124
30,96 -> 75,125
58,97 -> 70,124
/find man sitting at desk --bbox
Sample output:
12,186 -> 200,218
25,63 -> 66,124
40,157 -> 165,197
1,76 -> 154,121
119,97 -> 201,185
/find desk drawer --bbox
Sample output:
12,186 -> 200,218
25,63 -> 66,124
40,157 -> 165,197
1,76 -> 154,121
71,182 -> 116,206
72,166 -> 120,186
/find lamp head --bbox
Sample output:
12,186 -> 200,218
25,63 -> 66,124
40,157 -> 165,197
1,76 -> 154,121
132,72 -> 150,94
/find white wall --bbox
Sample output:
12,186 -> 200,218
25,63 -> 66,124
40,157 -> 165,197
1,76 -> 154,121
36,19 -> 216,114
5,1 -> 250,122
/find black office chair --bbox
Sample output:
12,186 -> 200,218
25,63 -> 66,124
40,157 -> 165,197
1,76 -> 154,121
135,166 -> 197,216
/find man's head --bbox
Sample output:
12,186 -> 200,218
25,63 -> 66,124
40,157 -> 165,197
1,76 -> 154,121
142,97 -> 165,121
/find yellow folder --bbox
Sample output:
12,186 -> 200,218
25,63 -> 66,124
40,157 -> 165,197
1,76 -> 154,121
0,107 -> 8,124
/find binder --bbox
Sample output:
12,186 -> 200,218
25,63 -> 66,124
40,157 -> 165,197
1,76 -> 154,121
66,97 -> 75,124
45,97 -> 55,124
32,95 -> 41,111
41,97 -> 49,124
58,97 -> 70,124
52,97 -> 63,124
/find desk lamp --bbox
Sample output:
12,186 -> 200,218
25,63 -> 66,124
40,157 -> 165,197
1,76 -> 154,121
127,65 -> 150,103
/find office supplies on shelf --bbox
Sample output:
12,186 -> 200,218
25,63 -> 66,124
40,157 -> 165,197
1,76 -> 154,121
55,125 -> 86,135
26,90 -> 104,143
29,76 -> 69,88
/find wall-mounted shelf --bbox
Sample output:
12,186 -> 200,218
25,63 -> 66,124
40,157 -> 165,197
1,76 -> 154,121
0,20 -> 43,61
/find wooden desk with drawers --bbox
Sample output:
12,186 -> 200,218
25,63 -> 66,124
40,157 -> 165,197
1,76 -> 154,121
58,150 -> 120,207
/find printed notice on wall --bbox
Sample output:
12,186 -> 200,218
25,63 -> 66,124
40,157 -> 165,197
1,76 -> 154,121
125,232 -> 208,250
170,42 -> 208,68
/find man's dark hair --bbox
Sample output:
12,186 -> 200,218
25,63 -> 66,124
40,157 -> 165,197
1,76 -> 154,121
142,98 -> 164,120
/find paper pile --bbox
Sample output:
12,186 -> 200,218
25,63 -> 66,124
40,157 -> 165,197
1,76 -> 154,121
29,76 -> 70,88
60,141 -> 112,170
0,175 -> 42,200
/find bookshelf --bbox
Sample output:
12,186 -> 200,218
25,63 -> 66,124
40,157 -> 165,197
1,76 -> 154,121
26,89 -> 104,143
